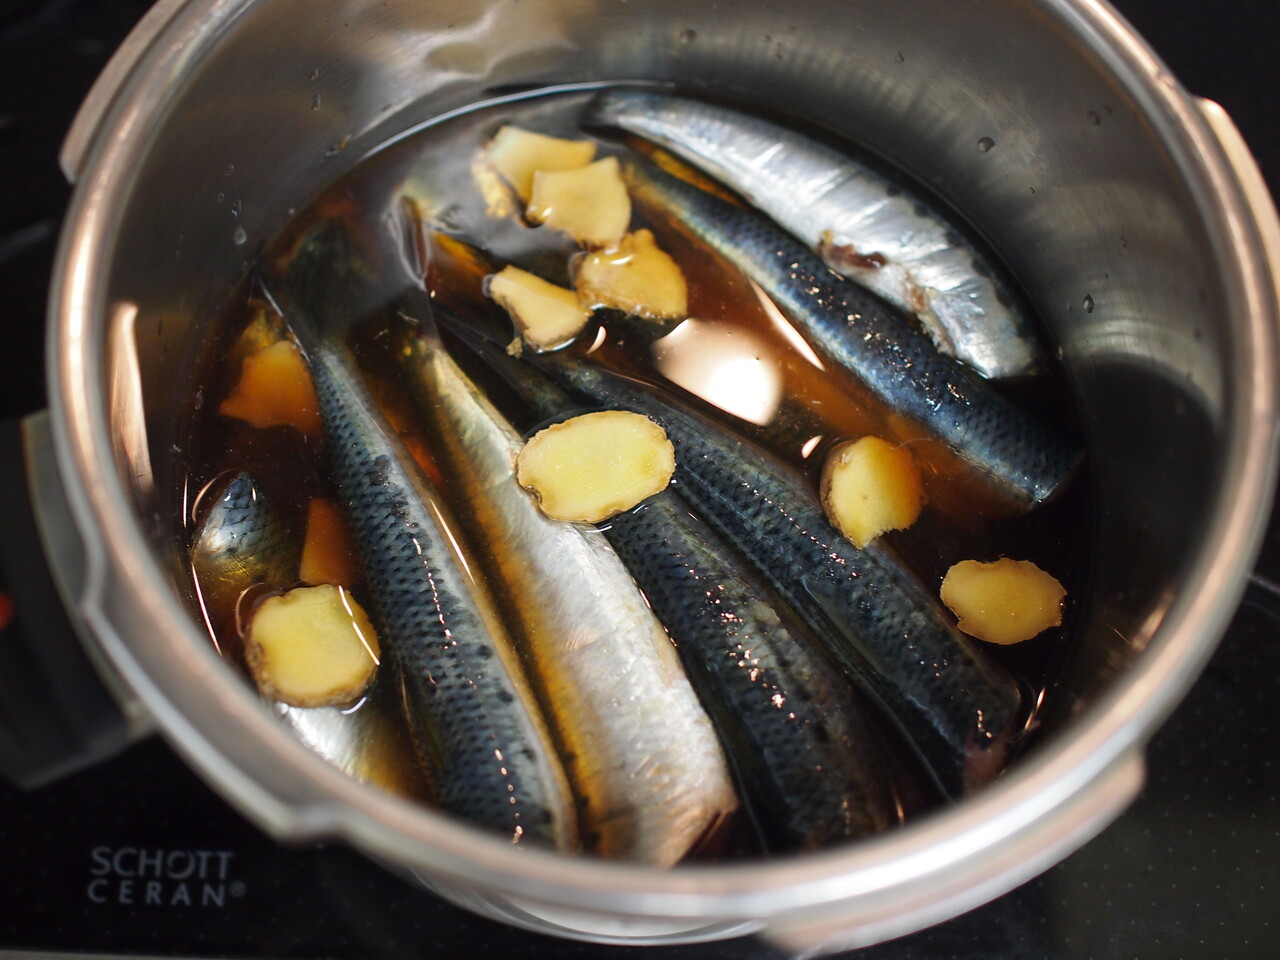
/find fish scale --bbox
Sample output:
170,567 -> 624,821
605,494 -> 900,852
190,472 -> 298,591
451,327 -> 900,850
390,310 -> 736,865
307,342 -> 575,849
278,220 -> 577,851
622,157 -> 1081,508
524,353 -> 1023,798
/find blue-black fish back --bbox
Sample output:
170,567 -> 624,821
276,219 -> 575,849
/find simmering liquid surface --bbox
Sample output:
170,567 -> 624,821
181,87 -> 1091,859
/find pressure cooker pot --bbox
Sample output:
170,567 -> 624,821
2,0 -> 1277,954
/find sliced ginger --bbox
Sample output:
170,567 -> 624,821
486,125 -> 596,201
821,436 -> 925,548
574,229 -> 688,320
487,266 -> 591,350
516,410 -> 675,522
940,558 -> 1066,645
527,156 -> 631,247
246,584 -> 380,707
471,148 -> 522,220
219,339 -> 322,436
299,498 -> 361,588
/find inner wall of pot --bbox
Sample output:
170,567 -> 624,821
103,0 -> 1228,770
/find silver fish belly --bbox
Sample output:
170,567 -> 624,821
275,672 -> 431,801
393,312 -> 736,864
586,88 -> 1040,380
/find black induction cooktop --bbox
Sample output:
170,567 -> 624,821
1,2 -> 1277,958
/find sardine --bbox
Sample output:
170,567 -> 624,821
445,324 -> 899,851
388,292 -> 736,865
586,89 -> 1040,380
496,346 -> 1023,798
273,218 -> 577,850
619,156 -> 1080,508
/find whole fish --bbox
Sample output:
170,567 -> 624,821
499,346 -> 1024,798
619,156 -> 1080,508
388,292 -> 737,865
273,218 -> 577,851
586,89 -> 1039,380
449,326 -> 901,851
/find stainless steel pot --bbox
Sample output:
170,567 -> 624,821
9,0 -> 1279,953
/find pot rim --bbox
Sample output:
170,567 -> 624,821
45,0 -> 1280,927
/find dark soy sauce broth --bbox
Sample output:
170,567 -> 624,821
181,86 -> 1092,859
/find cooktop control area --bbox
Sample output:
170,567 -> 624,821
1,2 -> 1277,958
